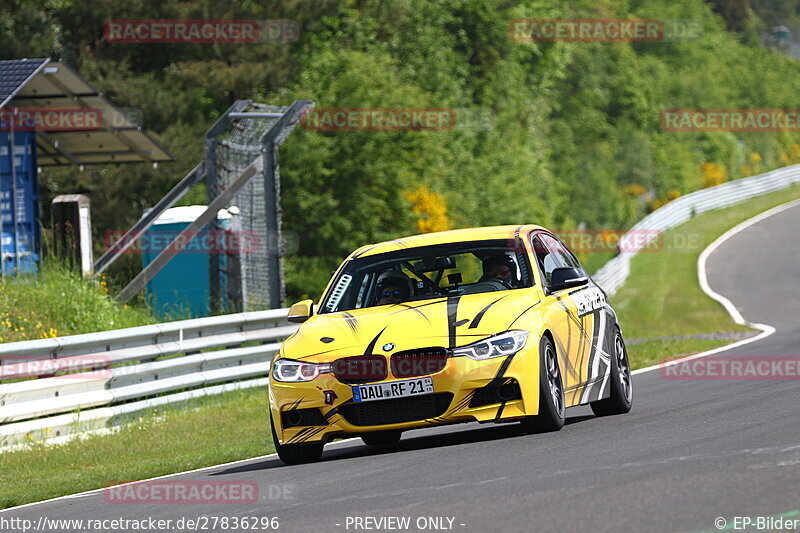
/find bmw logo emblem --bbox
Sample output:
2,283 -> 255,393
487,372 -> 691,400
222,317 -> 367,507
382,343 -> 395,352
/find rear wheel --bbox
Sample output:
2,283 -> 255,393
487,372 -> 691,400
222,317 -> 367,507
590,327 -> 633,416
271,417 -> 324,465
361,430 -> 402,447
520,335 -> 565,434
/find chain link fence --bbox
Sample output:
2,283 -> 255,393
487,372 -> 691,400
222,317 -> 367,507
212,103 -> 290,311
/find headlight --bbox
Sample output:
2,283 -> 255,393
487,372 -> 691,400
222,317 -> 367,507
272,358 -> 331,382
452,331 -> 529,360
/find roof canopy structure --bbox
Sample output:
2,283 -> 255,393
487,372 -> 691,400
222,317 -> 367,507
0,58 -> 173,166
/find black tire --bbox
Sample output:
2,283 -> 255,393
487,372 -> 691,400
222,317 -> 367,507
271,417 -> 324,465
590,327 -> 633,417
361,430 -> 402,447
520,335 -> 565,434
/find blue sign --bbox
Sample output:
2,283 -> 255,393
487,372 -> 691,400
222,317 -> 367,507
0,130 -> 39,274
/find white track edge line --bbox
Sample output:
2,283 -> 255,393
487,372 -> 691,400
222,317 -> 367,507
4,197 -> 800,513
631,197 -> 800,376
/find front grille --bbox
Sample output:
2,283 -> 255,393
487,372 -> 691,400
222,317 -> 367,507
339,393 -> 453,426
391,348 -> 448,378
469,381 -> 522,408
332,355 -> 387,383
282,408 -> 328,428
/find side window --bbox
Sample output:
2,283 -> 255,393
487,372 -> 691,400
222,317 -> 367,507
533,233 -> 583,286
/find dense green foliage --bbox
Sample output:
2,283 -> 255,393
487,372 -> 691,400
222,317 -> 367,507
3,0 -> 800,303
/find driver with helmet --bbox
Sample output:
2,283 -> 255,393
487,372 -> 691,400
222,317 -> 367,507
375,270 -> 414,305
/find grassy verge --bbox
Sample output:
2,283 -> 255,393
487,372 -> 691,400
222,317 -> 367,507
0,261 -> 155,343
612,184 -> 800,368
0,387 -> 274,509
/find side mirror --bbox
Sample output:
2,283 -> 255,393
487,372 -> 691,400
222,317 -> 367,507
549,267 -> 588,293
287,299 -> 314,323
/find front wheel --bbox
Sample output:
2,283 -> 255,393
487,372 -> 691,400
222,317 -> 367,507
271,417 -> 324,465
520,335 -> 565,434
590,327 -> 633,417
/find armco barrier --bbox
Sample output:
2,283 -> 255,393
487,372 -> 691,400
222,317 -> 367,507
592,164 -> 800,295
0,309 -> 295,447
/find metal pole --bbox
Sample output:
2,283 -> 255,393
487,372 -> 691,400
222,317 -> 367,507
261,147 -> 282,308
259,100 -> 313,308
205,135 -> 221,314
204,100 -> 250,314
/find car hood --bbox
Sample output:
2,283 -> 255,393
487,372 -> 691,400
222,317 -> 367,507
282,289 -> 541,362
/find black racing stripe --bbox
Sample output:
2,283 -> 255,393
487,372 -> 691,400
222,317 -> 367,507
586,309 -> 603,398
486,353 -> 516,388
454,319 -> 469,327
287,427 -> 314,444
390,303 -> 432,324
323,407 -> 339,420
575,313 -> 589,384
391,298 -> 447,312
295,427 -> 326,444
469,295 -> 508,329
452,391 -> 476,412
446,295 -> 462,349
340,311 -> 360,337
287,397 -> 304,411
352,244 -> 379,259
556,295 -> 591,339
363,327 -> 387,356
553,334 -> 579,383
555,298 -> 574,361
508,300 -> 541,328
494,401 -> 507,421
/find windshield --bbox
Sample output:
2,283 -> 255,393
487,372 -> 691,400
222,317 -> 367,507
320,240 -> 533,313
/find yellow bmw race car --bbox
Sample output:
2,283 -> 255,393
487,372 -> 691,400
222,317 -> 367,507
269,225 -> 632,464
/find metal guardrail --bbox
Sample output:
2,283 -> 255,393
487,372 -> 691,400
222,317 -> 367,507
593,164 -> 800,296
0,309 -> 295,447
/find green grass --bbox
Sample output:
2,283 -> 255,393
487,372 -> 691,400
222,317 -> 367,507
613,184 -> 800,368
0,261 -> 155,343
0,387 -> 274,509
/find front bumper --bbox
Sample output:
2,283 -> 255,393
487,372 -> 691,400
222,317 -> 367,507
269,346 -> 540,445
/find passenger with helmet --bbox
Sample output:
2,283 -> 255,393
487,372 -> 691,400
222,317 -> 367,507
375,270 -> 414,305
480,254 -> 517,287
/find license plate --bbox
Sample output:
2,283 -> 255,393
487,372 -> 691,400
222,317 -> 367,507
352,377 -> 434,403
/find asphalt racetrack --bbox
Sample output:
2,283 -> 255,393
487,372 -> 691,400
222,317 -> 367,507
4,202 -> 800,532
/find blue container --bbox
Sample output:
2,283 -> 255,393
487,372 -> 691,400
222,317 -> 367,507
142,206 -> 230,319
0,131 -> 39,275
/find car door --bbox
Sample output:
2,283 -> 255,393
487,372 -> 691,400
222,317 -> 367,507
531,232 -> 597,406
